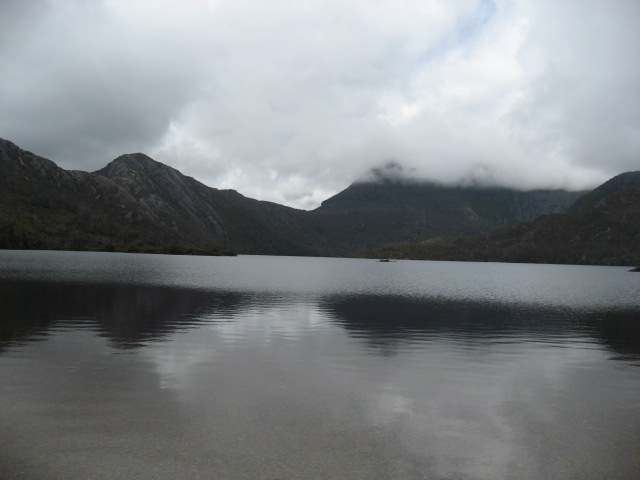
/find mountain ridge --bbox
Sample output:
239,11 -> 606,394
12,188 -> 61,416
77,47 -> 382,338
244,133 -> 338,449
313,177 -> 584,252
1,138 -> 634,263
361,180 -> 640,266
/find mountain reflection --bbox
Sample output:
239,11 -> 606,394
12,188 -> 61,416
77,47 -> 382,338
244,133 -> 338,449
0,280 -> 260,349
318,293 -> 640,362
3,279 -> 639,363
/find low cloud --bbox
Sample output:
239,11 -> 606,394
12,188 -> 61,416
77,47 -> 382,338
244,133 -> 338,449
1,0 -> 637,208
356,161 -> 421,184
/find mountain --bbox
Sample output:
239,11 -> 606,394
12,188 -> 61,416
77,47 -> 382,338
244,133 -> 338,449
0,139 -> 302,254
311,174 -> 582,253
0,138 -> 610,259
0,139 -> 164,252
94,153 -> 319,255
361,174 -> 640,266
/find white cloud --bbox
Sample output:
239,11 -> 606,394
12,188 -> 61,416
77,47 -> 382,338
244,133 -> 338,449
1,0 -> 637,208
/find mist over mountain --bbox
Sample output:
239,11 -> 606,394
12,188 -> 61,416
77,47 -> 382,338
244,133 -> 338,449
316,163 -> 584,252
355,161 -> 422,185
363,171 -> 640,266
1,138 -> 634,264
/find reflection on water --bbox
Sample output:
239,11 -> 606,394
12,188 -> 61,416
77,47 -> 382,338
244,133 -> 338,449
0,280 -> 272,349
319,294 -> 640,362
0,251 -> 639,480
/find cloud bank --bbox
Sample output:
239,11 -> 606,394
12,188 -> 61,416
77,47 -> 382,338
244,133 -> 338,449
1,0 -> 638,208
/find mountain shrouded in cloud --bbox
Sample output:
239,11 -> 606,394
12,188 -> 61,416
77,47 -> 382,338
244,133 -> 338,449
356,161 -> 420,184
0,137 -> 588,257
3,137 -> 639,265
1,0 -> 638,209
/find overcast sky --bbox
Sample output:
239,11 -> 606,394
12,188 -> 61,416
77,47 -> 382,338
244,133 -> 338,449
1,0 -> 638,209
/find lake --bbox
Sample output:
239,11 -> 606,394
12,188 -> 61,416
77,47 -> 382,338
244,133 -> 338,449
1,250 -> 639,480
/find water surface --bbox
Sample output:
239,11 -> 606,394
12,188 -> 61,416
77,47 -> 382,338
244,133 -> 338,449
1,251 -> 639,479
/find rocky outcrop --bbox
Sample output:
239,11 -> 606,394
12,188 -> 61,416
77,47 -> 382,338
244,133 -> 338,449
96,154 -> 227,236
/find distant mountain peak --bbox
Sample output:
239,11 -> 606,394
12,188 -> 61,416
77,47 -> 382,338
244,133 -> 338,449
356,161 -> 421,184
96,152 -> 180,180
103,152 -> 159,170
114,152 -> 155,163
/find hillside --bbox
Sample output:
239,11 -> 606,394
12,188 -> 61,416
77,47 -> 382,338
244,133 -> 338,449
0,139 -> 339,255
0,138 -> 618,260
361,182 -> 640,266
569,171 -> 640,211
311,177 -> 581,253
95,153 -> 318,255
0,140 -> 177,253
0,139 -> 293,255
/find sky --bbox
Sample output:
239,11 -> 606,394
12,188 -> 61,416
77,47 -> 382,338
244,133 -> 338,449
1,0 -> 638,209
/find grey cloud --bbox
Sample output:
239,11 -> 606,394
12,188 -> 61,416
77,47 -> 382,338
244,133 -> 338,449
1,0 -> 204,168
513,0 -> 640,176
1,0 -> 638,208
356,161 -> 421,184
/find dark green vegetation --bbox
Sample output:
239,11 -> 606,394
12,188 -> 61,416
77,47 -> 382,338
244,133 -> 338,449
1,138 -> 638,264
0,150 -> 236,256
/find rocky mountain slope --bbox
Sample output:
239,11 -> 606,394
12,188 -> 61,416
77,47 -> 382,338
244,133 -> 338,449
0,138 -> 618,260
95,153 -> 318,255
0,139 -> 165,252
0,139 -> 298,254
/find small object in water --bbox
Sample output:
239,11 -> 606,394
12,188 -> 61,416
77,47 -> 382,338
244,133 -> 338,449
379,258 -> 390,262
629,266 -> 640,272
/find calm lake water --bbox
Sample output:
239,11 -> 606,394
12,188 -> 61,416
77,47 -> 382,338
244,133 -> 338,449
1,250 -> 639,480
